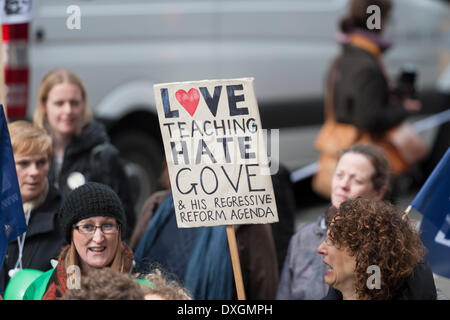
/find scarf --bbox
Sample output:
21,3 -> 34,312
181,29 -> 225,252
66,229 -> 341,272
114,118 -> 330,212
337,27 -> 392,54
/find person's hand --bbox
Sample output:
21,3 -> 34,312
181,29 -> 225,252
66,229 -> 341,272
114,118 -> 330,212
403,98 -> 422,113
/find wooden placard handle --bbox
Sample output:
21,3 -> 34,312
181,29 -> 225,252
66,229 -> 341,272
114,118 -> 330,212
225,225 -> 246,300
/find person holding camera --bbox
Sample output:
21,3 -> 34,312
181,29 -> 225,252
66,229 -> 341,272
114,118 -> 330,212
313,0 -> 424,199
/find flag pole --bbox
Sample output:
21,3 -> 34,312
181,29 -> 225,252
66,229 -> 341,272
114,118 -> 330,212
403,205 -> 412,219
225,225 -> 246,300
0,23 -> 7,121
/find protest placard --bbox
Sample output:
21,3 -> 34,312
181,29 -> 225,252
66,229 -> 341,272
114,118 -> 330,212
155,78 -> 279,299
154,77 -> 279,229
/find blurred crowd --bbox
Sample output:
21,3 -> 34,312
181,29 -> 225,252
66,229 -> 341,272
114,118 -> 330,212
0,0 -> 448,300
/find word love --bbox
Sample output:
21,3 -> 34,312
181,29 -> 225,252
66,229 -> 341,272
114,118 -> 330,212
161,84 -> 249,118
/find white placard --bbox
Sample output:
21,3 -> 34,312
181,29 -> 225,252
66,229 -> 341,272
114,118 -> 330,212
154,78 -> 279,228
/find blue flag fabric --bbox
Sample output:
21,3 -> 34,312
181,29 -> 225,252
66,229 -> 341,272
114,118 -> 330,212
411,147 -> 450,278
0,106 -> 27,270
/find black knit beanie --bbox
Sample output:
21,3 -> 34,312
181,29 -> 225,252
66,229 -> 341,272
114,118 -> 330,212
59,182 -> 127,243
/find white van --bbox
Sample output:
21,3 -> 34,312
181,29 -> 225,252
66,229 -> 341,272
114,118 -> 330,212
24,0 -> 449,212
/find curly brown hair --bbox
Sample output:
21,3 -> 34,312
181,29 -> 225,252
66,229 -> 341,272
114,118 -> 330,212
63,268 -> 145,300
140,269 -> 192,300
326,198 -> 426,300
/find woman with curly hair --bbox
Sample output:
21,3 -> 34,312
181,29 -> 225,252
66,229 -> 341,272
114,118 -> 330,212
277,144 -> 391,300
318,198 -> 437,300
140,268 -> 192,300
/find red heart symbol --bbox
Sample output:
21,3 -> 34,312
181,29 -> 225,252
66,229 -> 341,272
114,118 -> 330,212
175,88 -> 200,117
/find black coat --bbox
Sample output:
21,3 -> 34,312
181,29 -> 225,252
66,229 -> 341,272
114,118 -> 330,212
48,121 -> 135,240
332,44 -> 409,136
322,261 -> 437,300
0,186 -> 65,294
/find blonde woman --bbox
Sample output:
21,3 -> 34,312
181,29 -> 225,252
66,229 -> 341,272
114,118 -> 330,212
33,69 -> 135,240
1,121 -> 64,294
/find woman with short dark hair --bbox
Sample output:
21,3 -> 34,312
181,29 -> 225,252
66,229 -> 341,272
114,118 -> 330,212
277,144 -> 391,300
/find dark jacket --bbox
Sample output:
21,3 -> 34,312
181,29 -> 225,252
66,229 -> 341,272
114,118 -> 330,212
270,164 -> 296,273
277,214 -> 328,300
0,186 -> 65,294
332,44 -> 409,136
322,261 -> 437,300
48,121 -> 135,240
236,223 -> 279,300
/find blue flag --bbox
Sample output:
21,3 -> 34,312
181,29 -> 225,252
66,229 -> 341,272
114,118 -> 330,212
0,106 -> 27,270
411,147 -> 450,278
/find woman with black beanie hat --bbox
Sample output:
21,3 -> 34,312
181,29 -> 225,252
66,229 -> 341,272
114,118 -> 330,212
23,182 -> 134,300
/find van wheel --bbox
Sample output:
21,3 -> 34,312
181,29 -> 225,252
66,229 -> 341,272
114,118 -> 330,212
112,131 -> 163,217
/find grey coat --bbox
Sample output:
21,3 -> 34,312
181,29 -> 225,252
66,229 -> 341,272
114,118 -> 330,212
276,214 -> 328,300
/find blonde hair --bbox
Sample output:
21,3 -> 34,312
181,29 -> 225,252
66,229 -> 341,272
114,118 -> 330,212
33,69 -> 92,135
64,238 -> 128,274
8,120 -> 52,159
140,269 -> 192,300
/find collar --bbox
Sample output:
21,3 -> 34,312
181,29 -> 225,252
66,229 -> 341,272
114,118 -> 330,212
338,28 -> 392,58
25,186 -> 62,238
319,216 -> 327,231
314,214 -> 328,237
348,33 -> 381,58
22,178 -> 49,214
65,121 -> 109,156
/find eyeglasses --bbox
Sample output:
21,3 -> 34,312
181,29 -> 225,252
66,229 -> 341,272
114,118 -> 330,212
73,223 -> 120,235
